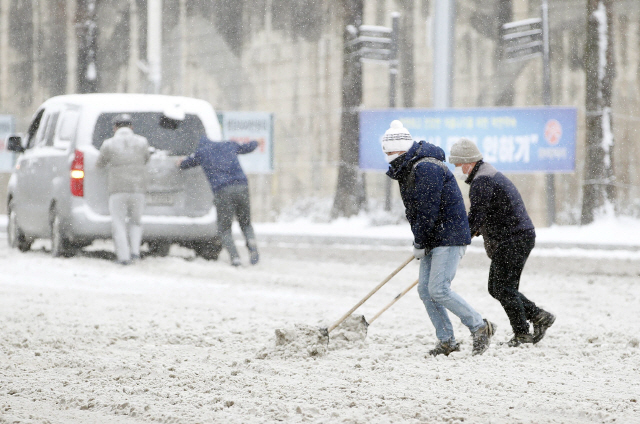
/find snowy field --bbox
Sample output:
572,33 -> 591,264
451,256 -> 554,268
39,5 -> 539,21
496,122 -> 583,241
1,223 -> 640,423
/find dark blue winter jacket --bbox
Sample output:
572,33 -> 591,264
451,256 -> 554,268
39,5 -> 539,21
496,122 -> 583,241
387,141 -> 471,251
465,161 -> 535,247
180,136 -> 258,193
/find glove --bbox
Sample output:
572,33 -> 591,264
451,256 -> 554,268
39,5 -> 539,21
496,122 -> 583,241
413,242 -> 426,260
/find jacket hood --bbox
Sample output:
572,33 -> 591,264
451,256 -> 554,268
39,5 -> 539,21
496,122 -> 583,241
386,141 -> 446,180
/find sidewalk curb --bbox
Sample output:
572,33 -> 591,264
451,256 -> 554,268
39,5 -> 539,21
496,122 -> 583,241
2,223 -> 638,252
249,232 -> 640,252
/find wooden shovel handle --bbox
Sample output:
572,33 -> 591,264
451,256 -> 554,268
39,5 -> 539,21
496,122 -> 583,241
327,255 -> 414,334
367,278 -> 419,325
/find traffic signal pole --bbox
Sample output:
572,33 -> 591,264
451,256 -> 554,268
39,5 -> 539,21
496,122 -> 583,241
384,14 -> 400,211
542,0 -> 555,226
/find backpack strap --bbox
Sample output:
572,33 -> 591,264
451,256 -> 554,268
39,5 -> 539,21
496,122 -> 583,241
407,157 -> 449,189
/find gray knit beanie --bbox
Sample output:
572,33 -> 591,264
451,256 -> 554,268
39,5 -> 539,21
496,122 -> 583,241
448,138 -> 483,164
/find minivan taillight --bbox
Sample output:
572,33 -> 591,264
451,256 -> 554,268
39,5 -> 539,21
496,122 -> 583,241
70,150 -> 84,197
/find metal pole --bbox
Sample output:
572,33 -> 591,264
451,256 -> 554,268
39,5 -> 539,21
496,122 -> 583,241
385,13 -> 400,211
147,0 -> 162,94
541,0 -> 555,226
432,0 -> 455,108
179,0 -> 186,94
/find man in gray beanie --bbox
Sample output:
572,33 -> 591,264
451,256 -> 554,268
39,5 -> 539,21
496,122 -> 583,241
449,137 -> 555,347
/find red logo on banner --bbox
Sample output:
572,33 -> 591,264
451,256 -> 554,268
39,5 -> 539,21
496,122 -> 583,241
544,119 -> 562,146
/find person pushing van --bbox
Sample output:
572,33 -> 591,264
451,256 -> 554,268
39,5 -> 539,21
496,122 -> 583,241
177,136 -> 259,267
96,114 -> 151,265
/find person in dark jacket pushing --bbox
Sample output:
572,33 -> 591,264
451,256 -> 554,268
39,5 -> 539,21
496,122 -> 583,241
383,121 -> 496,356
178,136 -> 259,267
449,138 -> 555,347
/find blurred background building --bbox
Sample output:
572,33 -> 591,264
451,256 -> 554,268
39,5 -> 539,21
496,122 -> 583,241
0,0 -> 639,226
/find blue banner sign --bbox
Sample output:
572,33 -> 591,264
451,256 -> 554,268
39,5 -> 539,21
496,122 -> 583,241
359,107 -> 577,173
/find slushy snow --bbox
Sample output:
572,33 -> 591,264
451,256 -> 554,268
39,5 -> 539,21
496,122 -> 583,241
1,217 -> 639,423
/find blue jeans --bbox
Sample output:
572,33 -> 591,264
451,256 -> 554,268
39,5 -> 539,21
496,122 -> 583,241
417,246 -> 484,343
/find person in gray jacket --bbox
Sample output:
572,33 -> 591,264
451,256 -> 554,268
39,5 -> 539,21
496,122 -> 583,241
97,114 -> 150,265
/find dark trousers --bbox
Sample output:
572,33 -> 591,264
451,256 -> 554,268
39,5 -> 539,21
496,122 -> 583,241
488,235 -> 541,335
213,183 -> 256,260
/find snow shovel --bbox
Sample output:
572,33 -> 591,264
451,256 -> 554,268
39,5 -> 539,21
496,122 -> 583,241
320,255 -> 414,337
366,278 -> 419,325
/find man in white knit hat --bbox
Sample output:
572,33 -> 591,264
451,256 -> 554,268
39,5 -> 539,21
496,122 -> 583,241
382,121 -> 496,357
380,120 -> 415,163
449,137 -> 555,347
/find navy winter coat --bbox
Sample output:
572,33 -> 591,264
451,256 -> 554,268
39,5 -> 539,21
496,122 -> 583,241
387,141 -> 471,251
180,136 -> 258,193
465,161 -> 535,250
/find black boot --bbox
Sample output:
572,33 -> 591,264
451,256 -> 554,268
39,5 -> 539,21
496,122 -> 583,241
472,319 -> 496,356
247,239 -> 259,265
428,340 -> 460,357
532,310 -> 556,344
506,333 -> 534,347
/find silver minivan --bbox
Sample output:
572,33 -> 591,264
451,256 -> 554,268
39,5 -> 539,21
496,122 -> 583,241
6,93 -> 223,259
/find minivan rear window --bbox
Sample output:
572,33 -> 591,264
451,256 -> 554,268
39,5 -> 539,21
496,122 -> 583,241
92,112 -> 206,156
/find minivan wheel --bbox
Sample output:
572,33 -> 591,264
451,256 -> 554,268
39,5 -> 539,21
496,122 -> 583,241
148,240 -> 171,257
193,238 -> 223,261
50,211 -> 75,258
7,201 -> 32,252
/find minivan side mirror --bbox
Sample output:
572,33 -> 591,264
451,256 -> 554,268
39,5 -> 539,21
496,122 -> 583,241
7,135 -> 25,153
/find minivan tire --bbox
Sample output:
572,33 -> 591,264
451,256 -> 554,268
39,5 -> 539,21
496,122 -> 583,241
50,210 -> 75,258
7,201 -> 32,252
148,240 -> 171,257
193,238 -> 223,261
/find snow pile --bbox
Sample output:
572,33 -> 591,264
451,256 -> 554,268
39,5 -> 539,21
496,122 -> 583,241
270,324 -> 329,358
252,211 -> 640,249
537,215 -> 640,247
327,314 -> 369,350
267,315 -> 369,359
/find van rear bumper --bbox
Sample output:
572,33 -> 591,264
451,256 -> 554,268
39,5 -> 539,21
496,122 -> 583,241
69,204 -> 218,241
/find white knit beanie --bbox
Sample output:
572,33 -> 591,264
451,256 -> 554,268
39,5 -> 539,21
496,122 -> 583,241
381,120 -> 414,153
448,138 -> 483,164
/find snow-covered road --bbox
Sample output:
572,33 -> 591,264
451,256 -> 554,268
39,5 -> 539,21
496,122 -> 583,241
1,235 -> 639,423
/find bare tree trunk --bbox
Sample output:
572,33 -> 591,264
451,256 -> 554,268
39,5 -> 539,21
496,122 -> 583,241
581,0 -> 616,224
76,0 -> 98,94
331,0 -> 364,218
7,0 -> 35,108
46,0 -> 68,96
